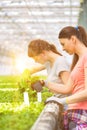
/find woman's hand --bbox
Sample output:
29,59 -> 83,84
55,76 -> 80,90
31,80 -> 44,92
45,96 -> 68,110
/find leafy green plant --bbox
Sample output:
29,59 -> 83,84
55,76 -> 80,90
18,69 -> 45,93
0,74 -> 53,130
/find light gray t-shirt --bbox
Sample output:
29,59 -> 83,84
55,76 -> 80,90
45,56 -> 70,84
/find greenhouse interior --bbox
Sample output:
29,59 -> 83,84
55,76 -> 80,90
0,0 -> 87,130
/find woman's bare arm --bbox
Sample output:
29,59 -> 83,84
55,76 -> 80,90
30,64 -> 46,74
59,71 -> 70,84
48,67 -> 87,104
47,77 -> 74,94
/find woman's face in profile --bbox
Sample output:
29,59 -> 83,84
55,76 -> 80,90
32,53 -> 46,64
59,37 -> 75,55
28,47 -> 47,64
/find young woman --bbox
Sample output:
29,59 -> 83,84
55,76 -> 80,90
46,26 -> 87,130
28,39 -> 70,129
28,39 -> 70,86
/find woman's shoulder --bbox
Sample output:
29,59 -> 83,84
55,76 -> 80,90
54,56 -> 69,68
81,53 -> 87,64
81,53 -> 87,61
56,55 -> 67,62
83,53 -> 87,57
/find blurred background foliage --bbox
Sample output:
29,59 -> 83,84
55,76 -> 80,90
0,69 -> 52,130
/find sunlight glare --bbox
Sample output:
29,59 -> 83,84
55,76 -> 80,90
15,55 -> 28,73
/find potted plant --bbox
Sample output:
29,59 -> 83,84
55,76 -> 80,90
18,69 -> 44,104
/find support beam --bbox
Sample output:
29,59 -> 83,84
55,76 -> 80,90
31,102 -> 62,130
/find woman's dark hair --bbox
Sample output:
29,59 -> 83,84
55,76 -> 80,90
28,39 -> 62,57
58,26 -> 87,70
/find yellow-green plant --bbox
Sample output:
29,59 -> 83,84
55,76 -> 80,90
18,69 -> 44,93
